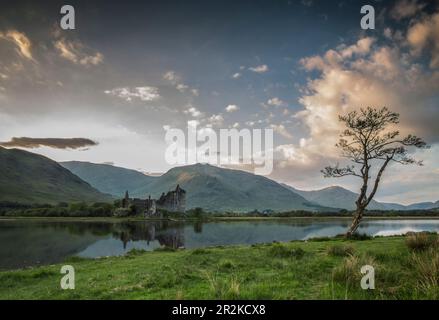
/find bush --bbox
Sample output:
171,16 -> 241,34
332,254 -> 377,288
269,243 -> 305,259
154,246 -> 177,252
204,272 -> 241,300
113,208 -> 132,217
219,259 -> 236,270
348,233 -> 372,241
411,249 -> 439,299
326,245 -> 355,257
405,232 -> 438,252
191,248 -> 209,255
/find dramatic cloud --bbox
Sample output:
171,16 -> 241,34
391,0 -> 426,20
0,137 -> 98,149
54,39 -> 103,66
0,30 -> 33,61
249,64 -> 269,73
270,124 -> 293,139
407,12 -> 439,68
269,9 -> 439,200
104,86 -> 160,102
225,104 -> 239,112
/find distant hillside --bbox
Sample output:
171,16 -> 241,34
62,162 -> 324,212
61,161 -> 157,198
403,201 -> 439,210
282,184 -> 438,211
282,185 -> 387,210
0,147 -> 113,204
147,164 -> 327,212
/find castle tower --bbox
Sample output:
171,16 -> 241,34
123,190 -> 129,208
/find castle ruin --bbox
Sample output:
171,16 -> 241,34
122,185 -> 186,217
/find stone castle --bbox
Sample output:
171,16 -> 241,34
122,185 -> 186,217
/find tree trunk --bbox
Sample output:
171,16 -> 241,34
346,207 -> 365,238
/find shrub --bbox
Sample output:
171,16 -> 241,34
349,233 -> 372,241
269,243 -> 305,259
405,232 -> 438,252
113,208 -> 132,217
326,245 -> 355,257
204,272 -> 241,299
154,246 -> 177,252
219,259 -> 236,270
126,248 -> 148,256
411,249 -> 439,299
191,248 -> 209,255
332,254 -> 376,288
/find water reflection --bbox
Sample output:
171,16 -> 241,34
0,219 -> 438,270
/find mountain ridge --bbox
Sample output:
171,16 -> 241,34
0,147 -> 113,204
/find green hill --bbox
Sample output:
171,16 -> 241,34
61,161 -> 157,198
0,147 -> 112,204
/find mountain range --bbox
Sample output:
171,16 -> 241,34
62,161 -> 438,212
62,161 -> 325,212
1,147 -> 437,212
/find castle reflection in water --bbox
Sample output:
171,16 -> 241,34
113,221 -> 202,249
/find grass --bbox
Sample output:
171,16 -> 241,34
0,235 -> 438,300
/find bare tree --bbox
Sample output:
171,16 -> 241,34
322,107 -> 429,237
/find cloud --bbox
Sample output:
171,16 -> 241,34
207,114 -> 224,127
301,0 -> 313,7
163,71 -> 180,83
225,104 -> 239,112
249,64 -> 269,73
54,39 -> 103,66
267,97 -> 287,107
0,137 -> 98,149
232,72 -> 241,79
163,70 -> 198,96
104,86 -> 160,102
184,106 -> 202,118
176,83 -> 189,93
0,30 -> 33,61
270,124 -> 293,139
271,10 -> 439,195
391,0 -> 426,20
407,12 -> 439,68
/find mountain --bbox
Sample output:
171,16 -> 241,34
62,162 -> 324,212
0,147 -> 113,204
404,201 -> 439,210
147,164 -> 328,212
282,185 -> 386,210
282,184 -> 438,211
61,161 -> 157,197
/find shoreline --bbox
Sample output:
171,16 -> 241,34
1,215 -> 439,222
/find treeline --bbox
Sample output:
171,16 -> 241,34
211,208 -> 439,218
0,201 -> 116,217
0,201 -> 438,218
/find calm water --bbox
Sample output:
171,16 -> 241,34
1,218 -> 439,270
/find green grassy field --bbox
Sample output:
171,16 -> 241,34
0,235 -> 438,300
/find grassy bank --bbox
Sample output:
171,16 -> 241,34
0,235 -> 438,300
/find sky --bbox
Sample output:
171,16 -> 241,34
0,0 -> 438,204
